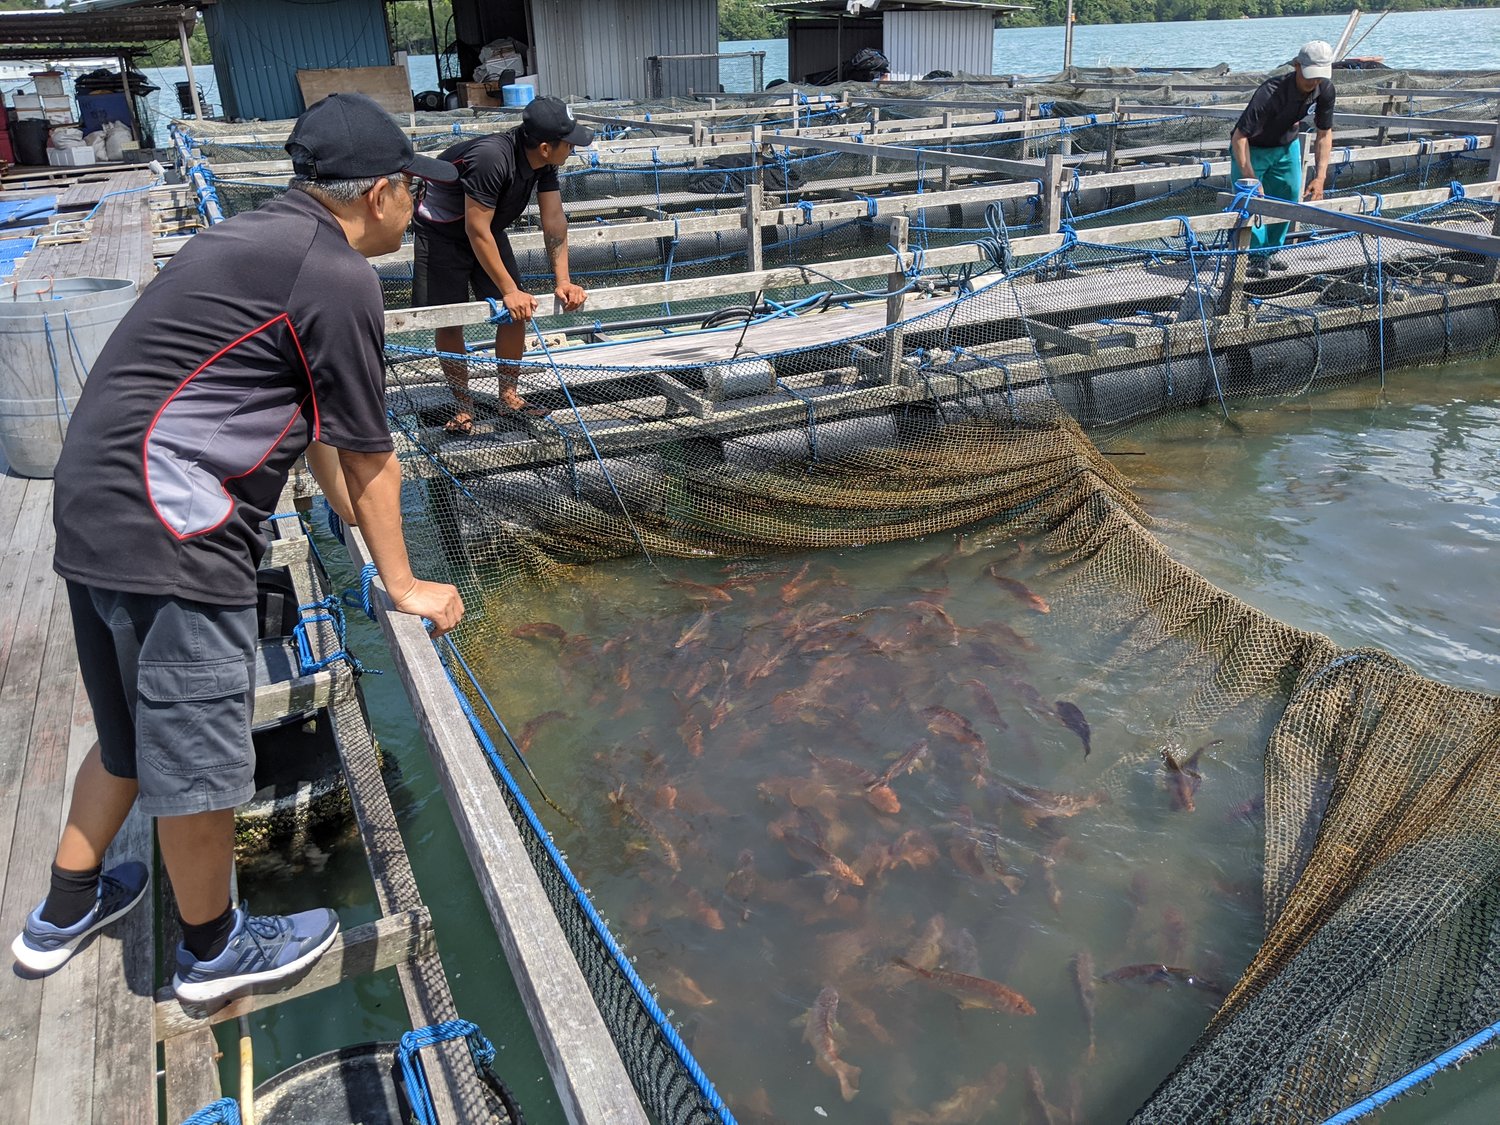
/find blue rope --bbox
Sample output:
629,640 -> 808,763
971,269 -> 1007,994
291,594 -> 378,676
1174,215 -> 1230,420
179,1098 -> 241,1124
1321,1015 -> 1500,1123
397,1019 -> 496,1125
41,314 -> 72,423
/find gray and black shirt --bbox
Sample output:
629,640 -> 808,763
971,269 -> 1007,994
53,187 -> 392,607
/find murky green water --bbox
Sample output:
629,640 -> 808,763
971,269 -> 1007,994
233,354 -> 1500,1125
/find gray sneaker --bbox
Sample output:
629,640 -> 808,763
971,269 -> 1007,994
172,903 -> 340,1004
11,861 -> 150,974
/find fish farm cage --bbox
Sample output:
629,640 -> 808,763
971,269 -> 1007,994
173,68 -> 1500,1124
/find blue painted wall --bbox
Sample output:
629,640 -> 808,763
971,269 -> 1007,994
204,0 -> 391,122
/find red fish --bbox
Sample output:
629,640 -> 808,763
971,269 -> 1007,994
891,957 -> 1036,1015
985,566 -> 1051,613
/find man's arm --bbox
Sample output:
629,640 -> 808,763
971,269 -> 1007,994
1230,129 -> 1256,183
1305,127 -> 1334,201
337,447 -> 464,636
465,196 -> 536,322
305,441 -> 354,524
538,190 -> 586,312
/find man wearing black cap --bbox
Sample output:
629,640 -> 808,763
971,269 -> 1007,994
412,95 -> 595,432
1231,40 -> 1338,276
11,93 -> 464,1003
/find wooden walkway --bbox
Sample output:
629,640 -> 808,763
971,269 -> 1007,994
0,460 -> 157,1125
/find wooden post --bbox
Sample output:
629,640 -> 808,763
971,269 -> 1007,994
1216,223 -> 1254,315
1063,0 -> 1076,72
1040,153 -> 1067,235
1104,96 -> 1122,174
941,111 -> 953,190
883,215 -> 909,383
869,107 -> 881,177
1376,95 -> 1396,145
118,53 -> 141,146
1487,120 -> 1500,183
1019,95 -> 1032,160
744,181 -> 764,273
177,16 -> 204,119
692,120 -> 705,147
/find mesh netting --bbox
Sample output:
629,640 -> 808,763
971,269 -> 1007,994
379,178 -> 1500,1120
173,82 -> 1500,1120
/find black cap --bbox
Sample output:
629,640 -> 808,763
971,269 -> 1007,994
521,96 -> 594,147
285,92 -> 458,183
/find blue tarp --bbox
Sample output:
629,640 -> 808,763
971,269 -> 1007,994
0,196 -> 57,227
0,237 -> 36,277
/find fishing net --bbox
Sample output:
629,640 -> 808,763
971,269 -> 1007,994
379,180 -> 1500,1122
172,85 -> 1500,1120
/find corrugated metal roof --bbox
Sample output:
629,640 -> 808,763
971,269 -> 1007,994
0,6 -> 194,48
203,0 -> 392,121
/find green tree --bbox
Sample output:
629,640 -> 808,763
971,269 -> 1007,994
719,0 -> 787,41
388,0 -> 455,54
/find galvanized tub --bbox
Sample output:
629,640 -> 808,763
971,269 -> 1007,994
0,277 -> 135,478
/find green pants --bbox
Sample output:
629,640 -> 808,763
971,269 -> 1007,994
1248,137 -> 1304,252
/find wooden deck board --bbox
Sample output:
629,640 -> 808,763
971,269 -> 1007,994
28,669 -> 103,1125
0,470 -> 157,1125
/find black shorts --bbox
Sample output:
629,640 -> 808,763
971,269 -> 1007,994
69,581 -> 258,817
412,225 -> 520,308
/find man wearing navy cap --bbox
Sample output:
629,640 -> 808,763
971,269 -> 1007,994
11,93 -> 464,1002
412,95 -> 595,432
1231,40 -> 1338,276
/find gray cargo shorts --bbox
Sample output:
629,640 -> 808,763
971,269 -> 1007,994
67,581 -> 258,817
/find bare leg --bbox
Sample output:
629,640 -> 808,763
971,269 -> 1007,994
158,809 -> 235,926
435,325 -> 472,431
54,743 -> 138,872
495,321 -> 529,411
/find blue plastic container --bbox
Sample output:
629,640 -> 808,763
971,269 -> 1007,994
501,83 -> 535,107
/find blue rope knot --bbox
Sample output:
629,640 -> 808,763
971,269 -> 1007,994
179,1098 -> 240,1125
1200,160 -> 1213,178
796,199 -> 815,223
485,297 -> 513,325
398,1021 -> 498,1125
1449,180 -> 1466,200
451,123 -> 462,134
860,193 -> 878,217
1463,134 -> 1479,151
994,109 -> 1005,124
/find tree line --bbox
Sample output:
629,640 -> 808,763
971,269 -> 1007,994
719,0 -> 1495,37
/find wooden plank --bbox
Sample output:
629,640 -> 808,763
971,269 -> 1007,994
345,531 -> 650,1125
296,65 -> 410,115
0,536 -> 65,1125
25,665 -> 99,1125
153,909 -> 436,1039
1240,196 -> 1500,255
163,1027 -> 224,1124
90,802 -> 156,1125
770,132 -> 1041,179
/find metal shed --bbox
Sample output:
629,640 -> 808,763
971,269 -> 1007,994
773,0 -> 1024,84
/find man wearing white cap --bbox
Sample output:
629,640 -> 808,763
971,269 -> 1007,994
1230,40 -> 1337,275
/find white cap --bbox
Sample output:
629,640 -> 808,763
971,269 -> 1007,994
1297,40 -> 1335,81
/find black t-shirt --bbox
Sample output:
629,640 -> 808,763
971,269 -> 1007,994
413,130 -> 560,241
1234,73 -> 1336,148
52,188 -> 393,607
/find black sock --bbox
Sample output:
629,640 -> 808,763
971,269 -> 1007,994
39,863 -> 103,927
181,902 -> 237,962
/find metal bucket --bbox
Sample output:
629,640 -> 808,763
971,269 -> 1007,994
253,1043 -> 406,1124
0,277 -> 135,478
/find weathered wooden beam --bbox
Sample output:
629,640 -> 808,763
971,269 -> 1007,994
162,1027 -> 223,1124
1236,195 -> 1500,256
769,132 -> 1041,179
154,909 -> 435,1040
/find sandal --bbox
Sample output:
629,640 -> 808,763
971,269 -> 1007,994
444,412 -> 474,435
